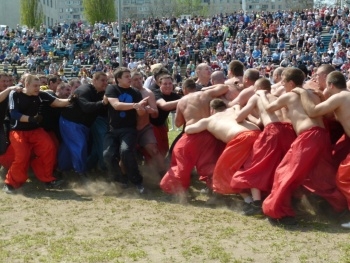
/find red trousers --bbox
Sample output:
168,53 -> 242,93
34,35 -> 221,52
213,130 -> 260,195
160,131 -> 225,194
0,144 -> 15,170
333,134 -> 350,168
153,124 -> 169,157
231,122 -> 296,194
263,127 -> 347,219
5,128 -> 57,188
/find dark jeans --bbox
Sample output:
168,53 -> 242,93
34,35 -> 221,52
103,127 -> 142,185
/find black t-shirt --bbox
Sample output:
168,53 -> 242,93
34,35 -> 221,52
105,84 -> 142,129
61,84 -> 105,127
9,90 -> 56,131
150,89 -> 180,126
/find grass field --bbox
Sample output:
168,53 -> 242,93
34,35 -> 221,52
1,128 -> 350,263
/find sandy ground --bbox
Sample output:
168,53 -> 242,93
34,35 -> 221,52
0,168 -> 350,263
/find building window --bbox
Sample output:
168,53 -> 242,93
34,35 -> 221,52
271,4 -> 275,8
59,8 -> 63,12
73,15 -> 80,19
262,4 -> 268,9
248,5 -> 252,9
50,0 -> 52,7
136,0 -> 144,4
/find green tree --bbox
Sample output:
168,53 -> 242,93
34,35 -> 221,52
83,0 -> 116,24
20,0 -> 44,29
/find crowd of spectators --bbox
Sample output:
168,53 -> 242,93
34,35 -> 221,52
2,5 -> 350,84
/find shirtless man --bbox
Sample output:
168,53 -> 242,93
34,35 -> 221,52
270,67 -> 285,96
258,67 -> 347,225
130,71 -> 165,175
210,71 -> 226,85
293,71 -> 350,228
195,63 -> 212,90
228,69 -> 260,107
160,80 -> 237,195
232,78 -> 296,215
185,99 -> 260,195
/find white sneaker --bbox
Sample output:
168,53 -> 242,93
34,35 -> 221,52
341,222 -> 350,228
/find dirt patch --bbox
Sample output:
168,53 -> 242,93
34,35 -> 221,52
0,170 -> 349,263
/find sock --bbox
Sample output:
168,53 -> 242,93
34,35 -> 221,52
244,196 -> 253,203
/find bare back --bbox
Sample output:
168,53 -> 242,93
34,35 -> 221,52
332,91 -> 350,137
284,91 -> 325,135
257,93 -> 291,126
207,108 -> 260,143
176,92 -> 213,126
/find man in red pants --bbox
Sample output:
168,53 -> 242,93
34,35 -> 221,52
294,71 -> 350,228
160,79 -> 238,195
3,75 -> 71,194
258,68 -> 347,225
232,77 -> 296,216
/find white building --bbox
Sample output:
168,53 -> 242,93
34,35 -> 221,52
0,0 -> 21,29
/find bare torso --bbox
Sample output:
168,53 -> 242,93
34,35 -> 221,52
207,108 -> 260,143
333,91 -> 350,137
285,91 -> 324,135
257,93 -> 291,126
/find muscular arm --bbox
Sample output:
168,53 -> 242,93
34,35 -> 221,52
205,84 -> 229,98
0,86 -> 21,103
50,98 -> 70,107
235,95 -> 258,122
258,91 -> 289,112
228,87 -> 254,107
156,98 -> 179,111
298,89 -> 340,117
184,118 -> 209,134
146,92 -> 158,118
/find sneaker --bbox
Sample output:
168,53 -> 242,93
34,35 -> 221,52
243,200 -> 263,216
136,184 -> 146,194
2,184 -> 15,194
341,221 -> 350,229
45,179 -> 64,189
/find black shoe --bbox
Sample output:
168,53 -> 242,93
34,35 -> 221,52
243,200 -> 263,216
268,216 -> 298,226
45,179 -> 64,189
78,173 -> 89,185
2,184 -> 15,194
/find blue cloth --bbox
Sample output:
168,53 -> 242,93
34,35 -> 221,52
58,116 -> 89,174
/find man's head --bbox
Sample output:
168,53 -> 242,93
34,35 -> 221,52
182,78 -> 196,95
131,71 -> 144,90
281,67 -> 305,92
210,98 -> 227,115
37,74 -> 48,86
25,74 -> 40,96
272,67 -> 284,84
56,83 -> 72,99
210,71 -> 226,85
92,71 -> 108,92
153,67 -> 170,84
254,77 -> 271,92
47,74 -> 59,92
228,60 -> 244,78
243,69 -> 260,88
68,78 -> 81,94
159,75 -> 174,95
325,71 -> 347,97
114,67 -> 131,89
195,63 -> 212,83
315,64 -> 336,91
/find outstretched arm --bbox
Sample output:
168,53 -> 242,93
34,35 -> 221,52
236,95 -> 258,122
256,90 -> 288,112
184,118 -> 209,134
